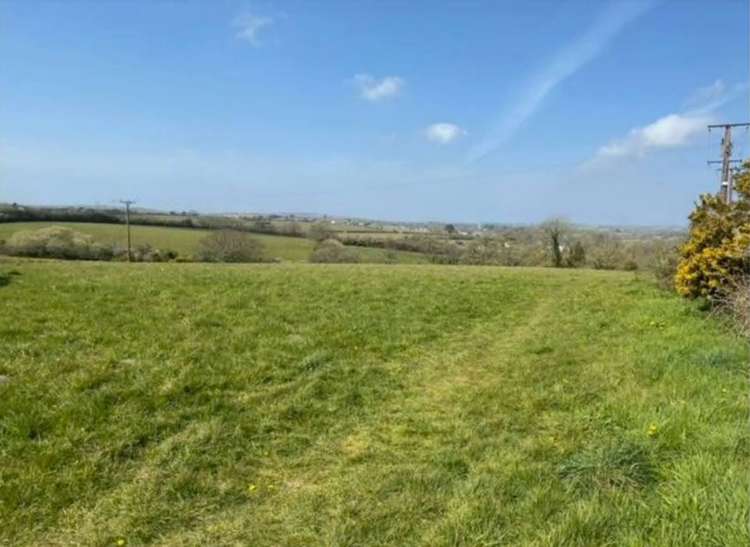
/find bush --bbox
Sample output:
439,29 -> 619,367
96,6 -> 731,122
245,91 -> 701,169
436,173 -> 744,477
1,226 -> 113,260
309,239 -> 360,263
652,249 -> 679,290
198,230 -> 266,263
565,241 -> 587,268
461,237 -> 501,265
588,234 -> 625,270
676,174 -> 750,299
717,276 -> 750,337
308,223 -> 335,242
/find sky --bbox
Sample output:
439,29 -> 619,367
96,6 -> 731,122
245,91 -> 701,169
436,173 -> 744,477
1,0 -> 749,226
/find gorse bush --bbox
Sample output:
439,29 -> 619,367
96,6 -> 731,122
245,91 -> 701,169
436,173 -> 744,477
676,163 -> 750,298
0,226 -> 113,260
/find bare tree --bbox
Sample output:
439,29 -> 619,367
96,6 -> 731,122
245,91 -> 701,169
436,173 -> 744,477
541,218 -> 569,268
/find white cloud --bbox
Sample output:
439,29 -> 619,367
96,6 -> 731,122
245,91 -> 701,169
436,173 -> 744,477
583,78 -> 749,169
353,74 -> 404,101
425,123 -> 467,144
468,0 -> 656,162
234,14 -> 274,46
595,113 -> 711,160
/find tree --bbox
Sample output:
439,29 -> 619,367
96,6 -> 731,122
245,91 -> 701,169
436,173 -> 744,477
541,218 -> 569,268
198,230 -> 265,263
445,223 -> 457,235
675,161 -> 750,298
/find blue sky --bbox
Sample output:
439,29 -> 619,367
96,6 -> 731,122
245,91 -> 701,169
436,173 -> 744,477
1,0 -> 749,225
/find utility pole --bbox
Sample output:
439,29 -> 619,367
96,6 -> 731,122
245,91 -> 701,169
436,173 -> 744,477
119,200 -> 136,262
708,123 -> 750,204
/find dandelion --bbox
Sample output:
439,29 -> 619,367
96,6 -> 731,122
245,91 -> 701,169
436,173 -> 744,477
116,539 -> 126,546
647,423 -> 658,437
247,484 -> 257,493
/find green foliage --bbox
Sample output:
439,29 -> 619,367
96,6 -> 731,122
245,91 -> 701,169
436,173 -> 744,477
0,260 -> 747,544
198,229 -> 266,263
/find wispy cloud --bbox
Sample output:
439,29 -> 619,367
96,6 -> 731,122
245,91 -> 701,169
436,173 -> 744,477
684,79 -> 727,111
352,74 -> 404,101
584,80 -> 747,169
468,0 -> 656,162
425,123 -> 467,144
234,13 -> 274,46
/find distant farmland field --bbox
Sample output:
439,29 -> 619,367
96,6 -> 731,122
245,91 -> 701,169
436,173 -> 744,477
0,222 -> 428,263
0,259 -> 747,545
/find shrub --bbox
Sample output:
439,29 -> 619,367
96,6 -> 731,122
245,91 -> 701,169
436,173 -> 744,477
676,175 -> 750,299
308,223 -> 335,242
309,239 -> 359,263
1,226 -> 113,260
651,249 -> 680,290
717,276 -> 750,337
461,237 -> 501,265
588,234 -> 625,270
198,230 -> 266,263
565,241 -> 587,268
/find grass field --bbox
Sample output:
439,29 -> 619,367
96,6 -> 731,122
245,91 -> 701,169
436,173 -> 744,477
0,222 -> 428,264
0,259 -> 748,545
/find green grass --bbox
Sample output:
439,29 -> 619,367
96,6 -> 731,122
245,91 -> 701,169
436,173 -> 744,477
0,259 -> 747,545
0,222 -> 427,264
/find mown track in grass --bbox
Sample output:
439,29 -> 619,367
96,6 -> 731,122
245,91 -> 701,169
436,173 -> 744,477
0,259 -> 747,545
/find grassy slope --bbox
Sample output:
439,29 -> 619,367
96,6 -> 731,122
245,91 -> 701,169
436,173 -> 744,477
0,260 -> 747,546
0,222 -> 427,264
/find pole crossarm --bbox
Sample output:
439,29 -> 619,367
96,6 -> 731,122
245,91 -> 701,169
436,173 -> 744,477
708,123 -> 750,130
707,159 -> 742,165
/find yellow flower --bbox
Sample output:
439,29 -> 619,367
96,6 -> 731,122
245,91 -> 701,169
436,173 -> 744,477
247,484 -> 257,493
116,540 -> 126,546
647,424 -> 658,437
